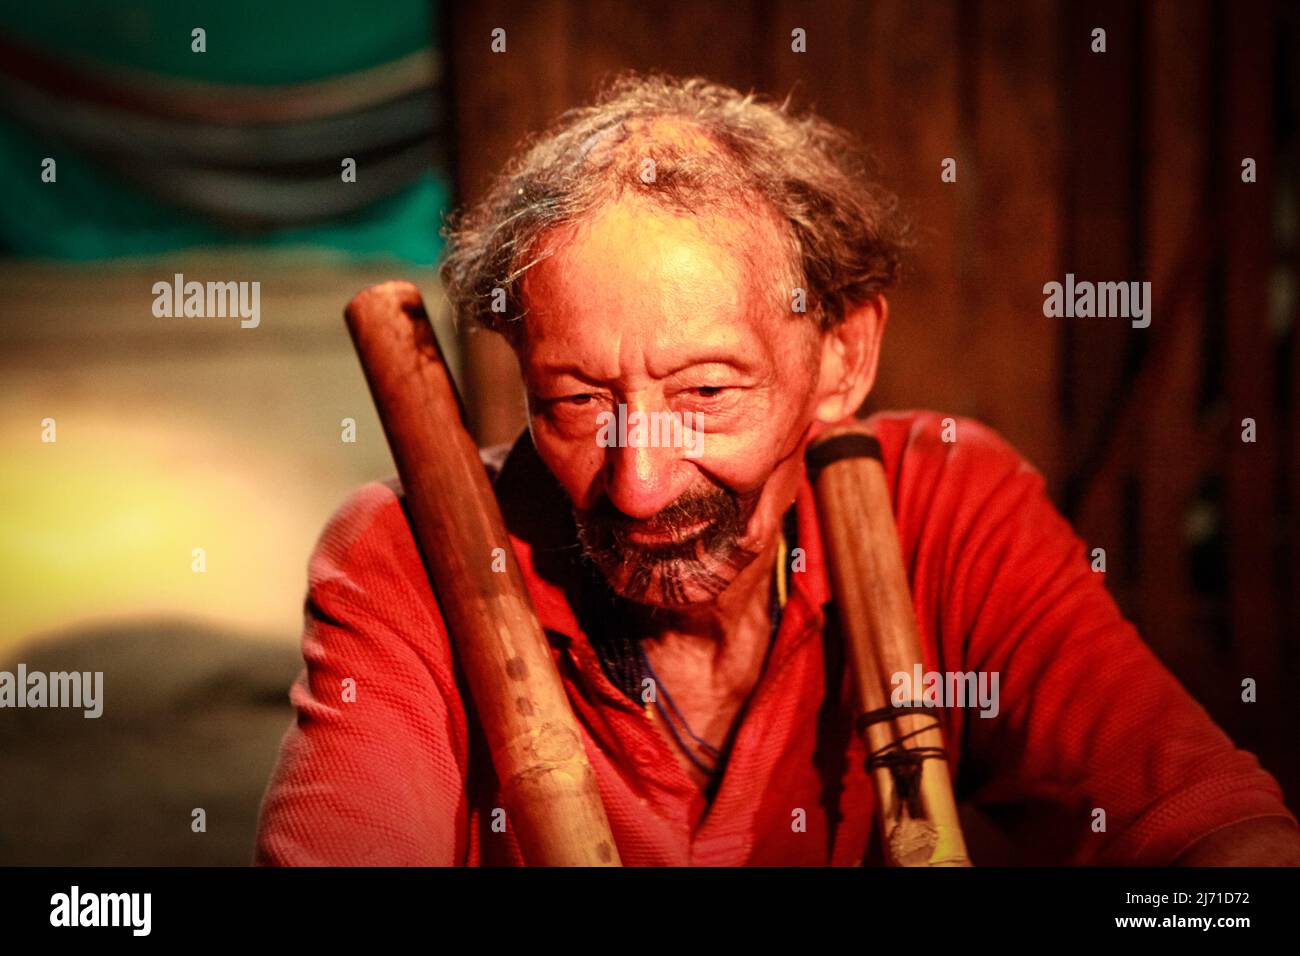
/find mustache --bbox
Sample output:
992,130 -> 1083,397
576,486 -> 740,553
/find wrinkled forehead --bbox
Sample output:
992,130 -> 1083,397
516,198 -> 797,353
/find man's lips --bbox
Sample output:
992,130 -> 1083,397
623,517 -> 711,545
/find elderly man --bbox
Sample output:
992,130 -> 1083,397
255,73 -> 1300,866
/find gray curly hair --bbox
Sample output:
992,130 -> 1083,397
439,72 -> 908,336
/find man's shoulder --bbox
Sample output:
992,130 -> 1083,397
858,411 -> 1069,594
857,410 -> 1051,556
309,444 -> 514,589
862,409 -> 1040,482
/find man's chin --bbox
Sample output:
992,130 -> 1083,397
593,550 -> 753,607
602,570 -> 721,608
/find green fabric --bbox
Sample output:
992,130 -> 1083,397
0,0 -> 445,263
0,0 -> 435,84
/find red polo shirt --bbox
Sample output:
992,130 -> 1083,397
253,410 -> 1295,865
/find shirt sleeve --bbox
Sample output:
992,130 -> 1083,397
881,412 -> 1298,865
253,481 -> 471,866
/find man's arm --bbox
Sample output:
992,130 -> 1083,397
1173,817 -> 1300,866
878,412 -> 1299,866
254,481 -> 472,866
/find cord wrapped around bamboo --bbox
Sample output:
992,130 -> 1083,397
345,281 -> 620,866
808,424 -> 971,867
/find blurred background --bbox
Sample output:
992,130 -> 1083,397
0,0 -> 1296,864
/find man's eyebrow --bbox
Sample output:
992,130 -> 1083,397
533,353 -> 758,383
658,354 -> 757,378
532,363 -> 610,385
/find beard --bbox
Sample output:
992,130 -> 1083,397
573,482 -> 763,606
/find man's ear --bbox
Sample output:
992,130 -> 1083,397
812,295 -> 889,425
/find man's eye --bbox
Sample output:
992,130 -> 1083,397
555,393 -> 595,406
689,386 -> 727,398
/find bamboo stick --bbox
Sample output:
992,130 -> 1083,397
808,424 -> 971,867
345,281 -> 620,866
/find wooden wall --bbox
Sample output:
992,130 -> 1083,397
443,0 -> 1300,808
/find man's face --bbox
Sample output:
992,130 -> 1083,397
516,200 -> 828,607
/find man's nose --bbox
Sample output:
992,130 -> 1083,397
602,439 -> 693,521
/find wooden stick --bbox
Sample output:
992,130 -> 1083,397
345,281 -> 620,866
808,424 -> 971,867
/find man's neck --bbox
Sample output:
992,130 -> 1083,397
626,534 -> 782,749
621,533 -> 780,798
635,522 -> 778,634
